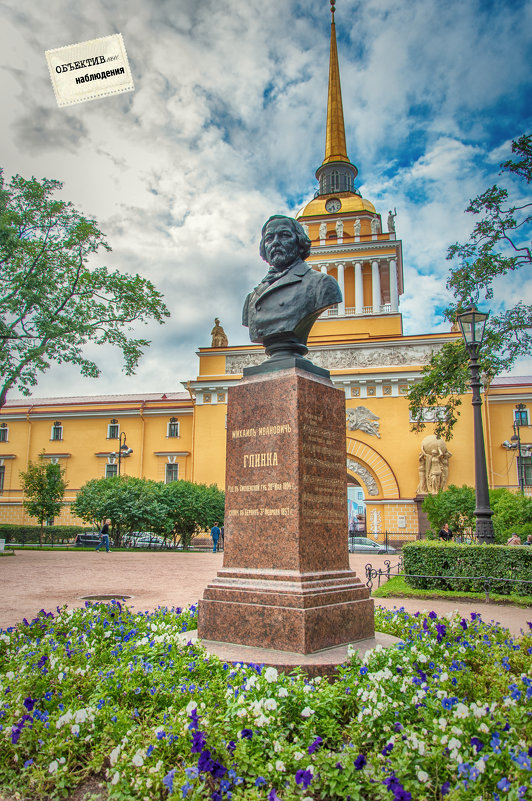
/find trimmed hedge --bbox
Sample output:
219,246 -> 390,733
402,540 -> 532,595
0,524 -> 88,544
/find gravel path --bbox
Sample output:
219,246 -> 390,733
1,549 -> 530,636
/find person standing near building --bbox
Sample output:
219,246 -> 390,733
95,519 -> 111,552
438,523 -> 452,541
210,522 -> 221,553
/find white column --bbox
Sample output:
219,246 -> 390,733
372,260 -> 381,313
320,265 -> 328,274
389,259 -> 399,312
337,263 -> 345,315
354,262 -> 363,314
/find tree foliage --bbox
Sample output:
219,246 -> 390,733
422,484 -> 531,544
72,476 -> 225,548
408,134 -> 532,439
19,457 -> 68,545
0,171 -> 169,408
422,484 -> 476,538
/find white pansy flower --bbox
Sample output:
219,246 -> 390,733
49,761 -> 59,774
439,672 -> 449,682
110,746 -> 121,766
186,700 -> 197,715
275,760 -> 286,772
71,724 -> 80,735
453,704 -> 469,719
475,758 -> 486,774
264,667 -> 278,683
236,708 -> 247,718
255,714 -> 269,727
131,751 -> 144,767
5,671 -> 15,681
111,772 -> 120,785
301,707 -> 314,718
448,737 -> 461,751
417,770 -> 429,783
273,740 -> 282,752
293,751 -> 305,761
479,722 -> 489,734
278,687 -> 289,698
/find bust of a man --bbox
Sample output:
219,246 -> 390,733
242,215 -> 342,359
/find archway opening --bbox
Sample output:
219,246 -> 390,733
347,475 -> 366,534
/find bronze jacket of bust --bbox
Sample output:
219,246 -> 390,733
242,258 -> 342,346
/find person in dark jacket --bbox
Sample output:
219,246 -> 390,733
438,523 -> 452,541
95,519 -> 111,552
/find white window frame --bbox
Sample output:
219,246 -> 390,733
105,462 -> 118,478
0,424 -> 8,443
107,420 -> 120,439
514,408 -> 529,427
165,463 -> 179,483
167,418 -> 180,438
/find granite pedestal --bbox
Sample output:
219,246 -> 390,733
198,366 -> 374,657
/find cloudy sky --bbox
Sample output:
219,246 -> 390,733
1,0 -> 531,400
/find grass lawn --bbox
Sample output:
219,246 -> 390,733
372,574 -> 532,607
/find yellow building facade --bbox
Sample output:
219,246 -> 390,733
0,10 -> 530,532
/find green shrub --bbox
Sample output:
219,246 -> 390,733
403,540 -> 532,595
0,524 -> 88,544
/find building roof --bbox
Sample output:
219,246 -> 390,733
491,376 -> 532,387
1,392 -> 190,408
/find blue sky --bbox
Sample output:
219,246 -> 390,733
1,0 -> 531,398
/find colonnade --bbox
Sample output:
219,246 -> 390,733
318,259 -> 399,316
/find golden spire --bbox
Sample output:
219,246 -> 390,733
323,0 -> 350,165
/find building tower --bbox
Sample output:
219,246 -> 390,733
298,1 -> 403,336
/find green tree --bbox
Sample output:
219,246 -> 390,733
72,476 -> 225,549
0,171 -> 169,408
422,484 -> 476,538
19,457 -> 68,545
490,488 -> 532,542
158,480 -> 225,548
409,134 -> 531,439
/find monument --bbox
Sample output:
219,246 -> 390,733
197,217 -> 375,669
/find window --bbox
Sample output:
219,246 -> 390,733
165,463 -> 179,483
0,465 -> 4,494
514,407 -> 529,427
203,393 -> 212,404
217,392 -> 226,404
51,421 -> 63,441
518,454 -> 532,487
331,170 -> 340,192
0,423 -> 7,442
107,419 -> 119,439
167,417 -> 179,437
105,463 -> 118,478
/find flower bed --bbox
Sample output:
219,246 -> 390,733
0,602 -> 531,800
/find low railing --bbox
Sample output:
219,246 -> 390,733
364,562 -> 532,603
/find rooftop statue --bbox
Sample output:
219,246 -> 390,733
210,318 -> 228,348
242,215 -> 342,366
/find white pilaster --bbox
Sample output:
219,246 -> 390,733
354,261 -> 363,314
320,265 -> 328,274
389,259 -> 399,312
372,260 -> 381,313
337,263 -> 345,315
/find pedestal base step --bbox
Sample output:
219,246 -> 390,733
178,630 -> 401,679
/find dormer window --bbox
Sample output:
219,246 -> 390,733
108,419 -> 119,439
0,423 -> 7,443
51,421 -> 63,441
167,417 -> 179,438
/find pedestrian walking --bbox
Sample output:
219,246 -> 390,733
95,519 -> 111,552
220,525 -> 224,551
210,522 -> 220,553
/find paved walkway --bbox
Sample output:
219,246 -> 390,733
1,550 -> 530,636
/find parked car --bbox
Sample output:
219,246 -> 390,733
129,534 -> 169,550
74,532 -> 101,547
348,536 -> 397,554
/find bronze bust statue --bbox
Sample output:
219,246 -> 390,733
242,215 -> 341,368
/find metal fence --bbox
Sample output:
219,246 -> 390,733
364,559 -> 532,603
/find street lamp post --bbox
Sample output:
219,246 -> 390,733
457,305 -> 495,544
110,432 -> 133,476
512,403 -> 525,493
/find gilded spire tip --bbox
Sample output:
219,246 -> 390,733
330,0 -> 335,21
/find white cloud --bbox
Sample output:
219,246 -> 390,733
1,0 -> 530,399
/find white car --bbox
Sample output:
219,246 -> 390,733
348,536 -> 397,554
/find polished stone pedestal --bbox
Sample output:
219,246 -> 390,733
198,367 -> 374,655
